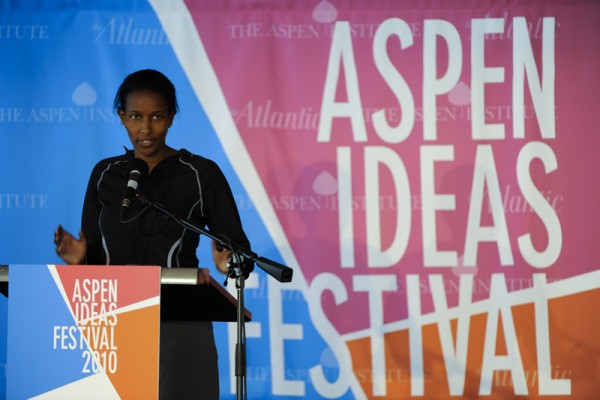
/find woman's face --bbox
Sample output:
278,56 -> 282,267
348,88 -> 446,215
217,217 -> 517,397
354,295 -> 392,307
118,89 -> 175,162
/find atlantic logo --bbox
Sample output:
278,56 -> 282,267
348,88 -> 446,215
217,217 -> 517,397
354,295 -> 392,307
92,16 -> 169,45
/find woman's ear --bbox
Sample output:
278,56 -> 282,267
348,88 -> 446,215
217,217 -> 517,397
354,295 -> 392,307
118,109 -> 126,125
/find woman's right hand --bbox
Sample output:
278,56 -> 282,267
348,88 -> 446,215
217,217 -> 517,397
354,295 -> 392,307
54,225 -> 87,265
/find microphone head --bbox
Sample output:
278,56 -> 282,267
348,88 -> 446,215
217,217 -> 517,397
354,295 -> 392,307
126,157 -> 149,178
121,158 -> 149,213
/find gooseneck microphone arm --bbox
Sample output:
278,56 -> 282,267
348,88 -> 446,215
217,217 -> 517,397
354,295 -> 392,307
135,194 -> 293,283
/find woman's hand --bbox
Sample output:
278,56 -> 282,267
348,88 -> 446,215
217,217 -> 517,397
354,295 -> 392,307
54,225 -> 87,265
197,268 -> 210,284
212,240 -> 231,274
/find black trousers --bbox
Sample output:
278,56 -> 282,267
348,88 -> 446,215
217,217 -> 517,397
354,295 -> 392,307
159,321 -> 219,400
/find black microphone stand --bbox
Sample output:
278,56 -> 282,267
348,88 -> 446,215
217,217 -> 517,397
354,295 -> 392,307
136,194 -> 293,400
229,252 -> 247,399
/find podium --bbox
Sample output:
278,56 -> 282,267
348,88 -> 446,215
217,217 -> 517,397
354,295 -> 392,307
0,265 -> 251,322
0,264 -> 250,399
160,267 -> 251,322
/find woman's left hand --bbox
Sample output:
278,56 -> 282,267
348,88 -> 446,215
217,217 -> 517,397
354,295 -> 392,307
212,240 -> 231,274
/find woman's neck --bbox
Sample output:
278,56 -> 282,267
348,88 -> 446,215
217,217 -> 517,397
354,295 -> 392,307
136,147 -> 177,172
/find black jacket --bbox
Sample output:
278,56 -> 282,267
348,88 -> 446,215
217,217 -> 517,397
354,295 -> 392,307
81,149 -> 251,269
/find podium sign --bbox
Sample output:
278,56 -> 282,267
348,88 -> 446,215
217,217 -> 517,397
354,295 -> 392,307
6,264 -> 161,399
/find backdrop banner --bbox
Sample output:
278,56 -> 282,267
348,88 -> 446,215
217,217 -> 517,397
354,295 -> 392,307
1,0 -> 599,398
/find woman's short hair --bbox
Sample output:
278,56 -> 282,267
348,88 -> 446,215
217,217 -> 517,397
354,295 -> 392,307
113,69 -> 179,114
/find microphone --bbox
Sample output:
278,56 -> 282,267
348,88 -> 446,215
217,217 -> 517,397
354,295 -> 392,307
121,158 -> 149,211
